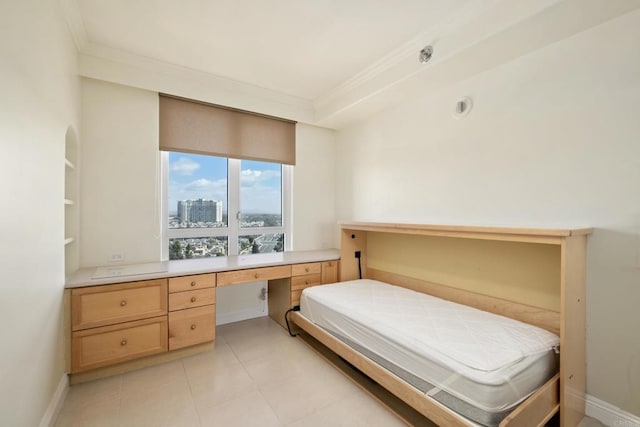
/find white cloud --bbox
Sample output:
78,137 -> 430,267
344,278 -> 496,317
184,178 -> 224,191
170,157 -> 200,176
240,169 -> 280,187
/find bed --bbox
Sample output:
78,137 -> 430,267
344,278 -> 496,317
297,279 -> 560,426
291,221 -> 591,427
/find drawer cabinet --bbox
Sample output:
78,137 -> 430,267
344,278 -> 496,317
217,265 -> 291,286
169,305 -> 216,350
169,288 -> 216,311
71,279 -> 167,331
291,273 -> 322,291
290,289 -> 303,308
168,273 -> 215,293
67,256 -> 339,378
268,260 -> 340,329
71,316 -> 168,372
168,274 -> 216,351
291,263 -> 321,276
69,279 -> 169,373
289,261 -> 339,307
321,261 -> 339,284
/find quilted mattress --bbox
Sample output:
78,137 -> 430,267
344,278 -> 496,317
299,279 -> 559,426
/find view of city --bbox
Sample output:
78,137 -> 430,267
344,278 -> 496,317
167,152 -> 284,260
168,208 -> 283,259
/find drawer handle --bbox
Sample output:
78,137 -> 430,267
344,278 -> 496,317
121,339 -> 127,346
190,281 -> 196,287
190,324 -> 197,330
190,296 -> 197,303
327,262 -> 332,267
305,267 -> 309,272
305,280 -> 309,285
254,273 -> 259,279
120,300 -> 127,307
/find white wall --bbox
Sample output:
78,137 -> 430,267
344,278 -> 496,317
336,10 -> 640,417
293,124 -> 338,250
81,81 -> 338,266
79,81 -> 338,321
0,1 -> 79,426
80,78 -> 161,267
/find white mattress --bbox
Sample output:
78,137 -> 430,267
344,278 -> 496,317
299,279 -> 559,422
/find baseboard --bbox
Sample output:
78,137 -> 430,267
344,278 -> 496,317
586,394 -> 640,427
216,306 -> 266,325
39,373 -> 69,427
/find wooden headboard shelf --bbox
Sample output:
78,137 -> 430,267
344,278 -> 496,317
338,221 -> 591,427
339,221 -> 592,243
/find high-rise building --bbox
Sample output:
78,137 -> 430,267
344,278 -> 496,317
177,199 -> 222,223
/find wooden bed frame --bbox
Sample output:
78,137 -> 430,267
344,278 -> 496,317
291,221 -> 591,427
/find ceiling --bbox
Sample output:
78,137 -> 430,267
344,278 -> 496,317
76,0 -> 472,100
62,0 -> 640,128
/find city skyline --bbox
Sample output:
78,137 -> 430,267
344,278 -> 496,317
168,152 -> 282,215
177,198 -> 223,224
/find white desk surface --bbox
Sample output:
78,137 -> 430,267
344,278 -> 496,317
65,249 -> 340,289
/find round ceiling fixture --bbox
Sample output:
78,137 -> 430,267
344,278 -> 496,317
418,45 -> 433,64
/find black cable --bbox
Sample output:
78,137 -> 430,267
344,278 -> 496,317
284,308 -> 299,337
358,256 -> 362,279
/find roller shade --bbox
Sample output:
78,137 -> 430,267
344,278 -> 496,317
159,94 -> 296,165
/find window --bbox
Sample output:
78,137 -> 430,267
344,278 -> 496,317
162,152 -> 291,260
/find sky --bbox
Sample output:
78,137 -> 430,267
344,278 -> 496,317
168,152 -> 282,215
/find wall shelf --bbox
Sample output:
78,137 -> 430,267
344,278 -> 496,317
65,128 -> 79,276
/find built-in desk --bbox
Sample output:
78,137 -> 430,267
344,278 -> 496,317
64,250 -> 339,383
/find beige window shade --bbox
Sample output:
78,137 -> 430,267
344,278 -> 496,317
159,94 -> 296,165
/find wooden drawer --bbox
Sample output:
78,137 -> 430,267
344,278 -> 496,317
169,288 -> 216,312
291,274 -> 322,291
169,305 -> 216,350
71,279 -> 168,331
217,265 -> 291,286
292,262 -> 321,276
71,316 -> 168,372
291,290 -> 303,307
168,273 -> 216,293
321,260 -> 339,284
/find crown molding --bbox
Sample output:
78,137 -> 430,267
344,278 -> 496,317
314,0 -> 640,128
79,43 -> 315,123
59,0 -> 314,122
58,0 -> 88,51
313,0 -> 562,122
313,0 -> 499,112
60,0 -> 640,129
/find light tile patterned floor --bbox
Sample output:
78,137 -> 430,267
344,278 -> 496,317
55,317 -> 408,427
55,316 -> 609,426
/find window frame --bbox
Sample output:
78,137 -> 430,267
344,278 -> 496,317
161,152 -> 292,260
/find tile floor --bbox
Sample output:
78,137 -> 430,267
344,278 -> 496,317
55,316 -> 608,427
55,317 -> 408,427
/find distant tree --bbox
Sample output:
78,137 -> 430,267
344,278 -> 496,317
185,243 -> 194,259
274,234 -> 284,252
169,240 -> 183,260
264,216 -> 278,227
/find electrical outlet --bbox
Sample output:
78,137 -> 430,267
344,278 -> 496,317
110,253 -> 125,263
